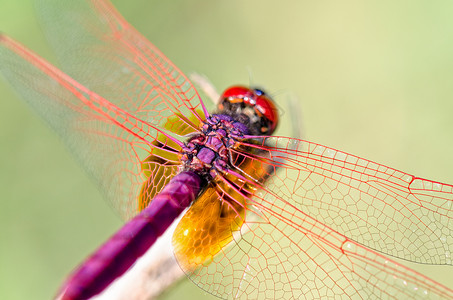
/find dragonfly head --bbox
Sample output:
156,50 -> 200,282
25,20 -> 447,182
217,85 -> 278,136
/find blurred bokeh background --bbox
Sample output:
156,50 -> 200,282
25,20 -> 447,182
1,1 -> 453,299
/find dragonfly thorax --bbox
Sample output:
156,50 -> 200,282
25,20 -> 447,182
180,114 -> 246,179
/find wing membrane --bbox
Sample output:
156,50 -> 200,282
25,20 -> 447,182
0,35 -> 182,219
236,136 -> 453,265
35,0 -> 207,136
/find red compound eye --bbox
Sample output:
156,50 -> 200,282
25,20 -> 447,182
221,86 -> 254,100
254,93 -> 278,134
220,85 -> 279,135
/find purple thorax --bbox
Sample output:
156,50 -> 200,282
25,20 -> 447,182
212,114 -> 249,136
181,114 -> 249,178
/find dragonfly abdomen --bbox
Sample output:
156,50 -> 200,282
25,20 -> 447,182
58,171 -> 204,300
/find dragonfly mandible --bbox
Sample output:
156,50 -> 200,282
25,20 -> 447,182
0,1 -> 452,299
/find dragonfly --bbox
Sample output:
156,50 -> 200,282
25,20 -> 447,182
1,0 -> 452,299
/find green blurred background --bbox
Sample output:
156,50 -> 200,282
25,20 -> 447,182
1,1 -> 453,299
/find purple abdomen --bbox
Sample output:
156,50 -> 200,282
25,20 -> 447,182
58,171 -> 203,300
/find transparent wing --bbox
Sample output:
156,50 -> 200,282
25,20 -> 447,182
241,136 -> 453,265
176,136 -> 453,299
34,0 -> 208,134
0,35 -> 186,219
